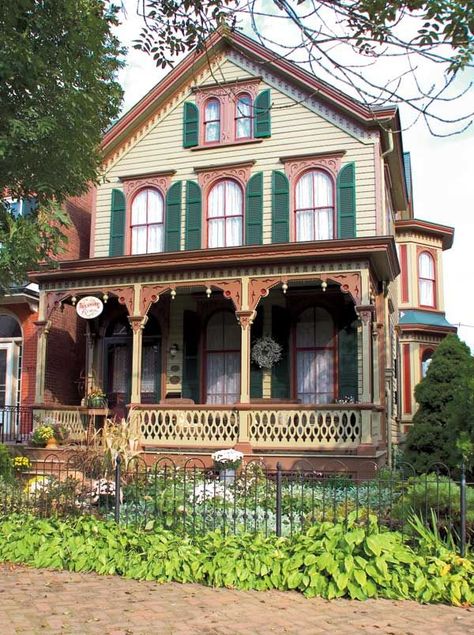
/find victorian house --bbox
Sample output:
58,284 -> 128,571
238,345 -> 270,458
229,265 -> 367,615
29,29 -> 453,473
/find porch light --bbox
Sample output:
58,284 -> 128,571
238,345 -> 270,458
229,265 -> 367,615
169,343 -> 179,358
206,286 -> 212,298
282,282 -> 288,294
321,281 -> 327,292
71,295 -> 77,306
170,289 -> 176,300
103,292 -> 109,303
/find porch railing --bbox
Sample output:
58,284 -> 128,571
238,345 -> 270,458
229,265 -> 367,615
33,407 -> 87,442
132,404 -> 379,450
134,407 -> 239,447
0,406 -> 33,443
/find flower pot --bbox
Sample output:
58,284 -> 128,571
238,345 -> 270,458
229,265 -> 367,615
88,396 -> 106,408
219,468 -> 236,484
46,436 -> 58,449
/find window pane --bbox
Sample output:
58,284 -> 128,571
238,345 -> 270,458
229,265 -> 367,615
132,226 -> 147,255
420,279 -> 434,306
208,182 -> 225,218
205,121 -> 220,142
419,252 -> 434,278
208,219 -> 224,248
0,316 -> 21,338
315,208 -> 333,240
226,217 -> 242,247
313,171 -> 332,207
147,190 -> 163,223
296,211 -> 314,242
296,173 -> 313,209
225,181 -> 242,216
236,118 -> 251,138
131,190 -> 147,225
147,224 -> 163,253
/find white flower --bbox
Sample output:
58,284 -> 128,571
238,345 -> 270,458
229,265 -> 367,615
211,449 -> 243,466
192,482 -> 234,504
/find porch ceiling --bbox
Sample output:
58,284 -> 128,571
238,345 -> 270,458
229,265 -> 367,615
29,237 -> 399,285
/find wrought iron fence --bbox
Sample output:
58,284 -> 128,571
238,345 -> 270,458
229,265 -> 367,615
0,452 -> 471,555
0,406 -> 33,443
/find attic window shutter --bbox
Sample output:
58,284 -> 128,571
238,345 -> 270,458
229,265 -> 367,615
245,172 -> 263,245
165,181 -> 182,252
185,180 -> 202,250
337,162 -> 356,239
183,101 -> 199,148
271,170 -> 289,243
109,188 -> 126,256
254,89 -> 271,138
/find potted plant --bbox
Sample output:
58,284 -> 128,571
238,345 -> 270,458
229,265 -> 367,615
211,448 -> 243,483
30,424 -> 56,448
87,387 -> 107,408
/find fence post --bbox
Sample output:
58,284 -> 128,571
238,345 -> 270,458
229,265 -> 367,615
460,460 -> 466,558
276,462 -> 282,537
114,455 -> 121,524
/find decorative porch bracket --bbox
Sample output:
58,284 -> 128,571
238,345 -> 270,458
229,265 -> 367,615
45,286 -> 134,320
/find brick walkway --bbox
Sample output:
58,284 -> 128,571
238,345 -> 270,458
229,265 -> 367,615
1,564 -> 473,634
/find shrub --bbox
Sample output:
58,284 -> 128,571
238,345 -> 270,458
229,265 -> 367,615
0,513 -> 472,606
0,444 -> 13,481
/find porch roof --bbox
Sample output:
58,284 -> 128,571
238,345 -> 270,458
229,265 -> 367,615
29,237 -> 399,285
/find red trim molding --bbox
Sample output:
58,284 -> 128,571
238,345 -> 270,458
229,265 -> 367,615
399,244 -> 409,303
402,343 -> 412,415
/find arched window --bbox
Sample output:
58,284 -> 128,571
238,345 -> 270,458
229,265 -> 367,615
235,93 -> 252,139
207,179 -> 243,248
0,315 -> 21,338
204,98 -> 221,143
421,348 -> 434,378
295,307 -> 335,404
295,170 -> 334,241
205,311 -> 240,404
418,251 -> 435,307
131,188 -> 164,255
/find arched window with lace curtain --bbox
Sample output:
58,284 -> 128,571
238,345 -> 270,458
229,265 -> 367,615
295,307 -> 336,404
235,93 -> 253,139
204,98 -> 221,143
207,179 -> 243,248
418,251 -> 436,307
205,311 -> 240,404
130,188 -> 164,255
295,170 -> 334,242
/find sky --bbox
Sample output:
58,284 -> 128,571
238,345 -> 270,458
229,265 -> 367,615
114,5 -> 474,352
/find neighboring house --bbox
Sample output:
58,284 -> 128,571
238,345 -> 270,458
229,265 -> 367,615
29,29 -> 453,473
0,194 -> 91,441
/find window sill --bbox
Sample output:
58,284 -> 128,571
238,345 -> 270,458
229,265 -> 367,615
190,138 -> 264,152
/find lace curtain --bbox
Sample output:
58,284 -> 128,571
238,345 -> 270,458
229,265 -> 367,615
296,170 -> 334,241
131,188 -> 164,255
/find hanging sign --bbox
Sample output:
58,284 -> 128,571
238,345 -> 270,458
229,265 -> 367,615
76,296 -> 103,320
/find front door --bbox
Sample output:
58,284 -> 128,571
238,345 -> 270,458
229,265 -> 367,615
0,342 -> 20,435
105,340 -> 132,419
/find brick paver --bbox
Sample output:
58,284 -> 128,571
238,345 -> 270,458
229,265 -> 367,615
1,564 -> 473,634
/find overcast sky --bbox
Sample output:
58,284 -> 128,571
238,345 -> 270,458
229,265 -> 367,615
114,6 -> 474,352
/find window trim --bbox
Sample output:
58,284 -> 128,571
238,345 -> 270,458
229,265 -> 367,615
417,248 -> 437,309
234,92 -> 253,140
129,187 -> 166,256
206,179 -> 244,249
122,174 -> 173,256
196,161 -> 254,249
293,168 -> 336,243
203,309 -> 241,404
203,97 -> 222,145
292,305 -> 337,405
281,153 -> 344,242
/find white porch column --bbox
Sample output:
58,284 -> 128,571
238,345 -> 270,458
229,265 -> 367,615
356,305 -> 374,403
34,320 -> 50,404
129,316 -> 147,404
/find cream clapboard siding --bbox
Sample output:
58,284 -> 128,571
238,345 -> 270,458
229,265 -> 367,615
95,57 -> 377,256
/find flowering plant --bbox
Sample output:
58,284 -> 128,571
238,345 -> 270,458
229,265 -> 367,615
211,448 -> 243,470
11,456 -> 31,472
251,336 -> 282,369
30,425 -> 55,447
88,387 -> 106,399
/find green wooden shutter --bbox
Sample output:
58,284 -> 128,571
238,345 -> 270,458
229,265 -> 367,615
337,162 -> 356,239
250,306 -> 264,399
254,89 -> 271,138
245,172 -> 263,245
271,171 -> 290,243
109,188 -> 126,256
165,181 -> 182,252
183,310 -> 201,403
338,322 -> 358,401
183,101 -> 199,148
271,305 -> 291,399
185,181 -> 202,250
